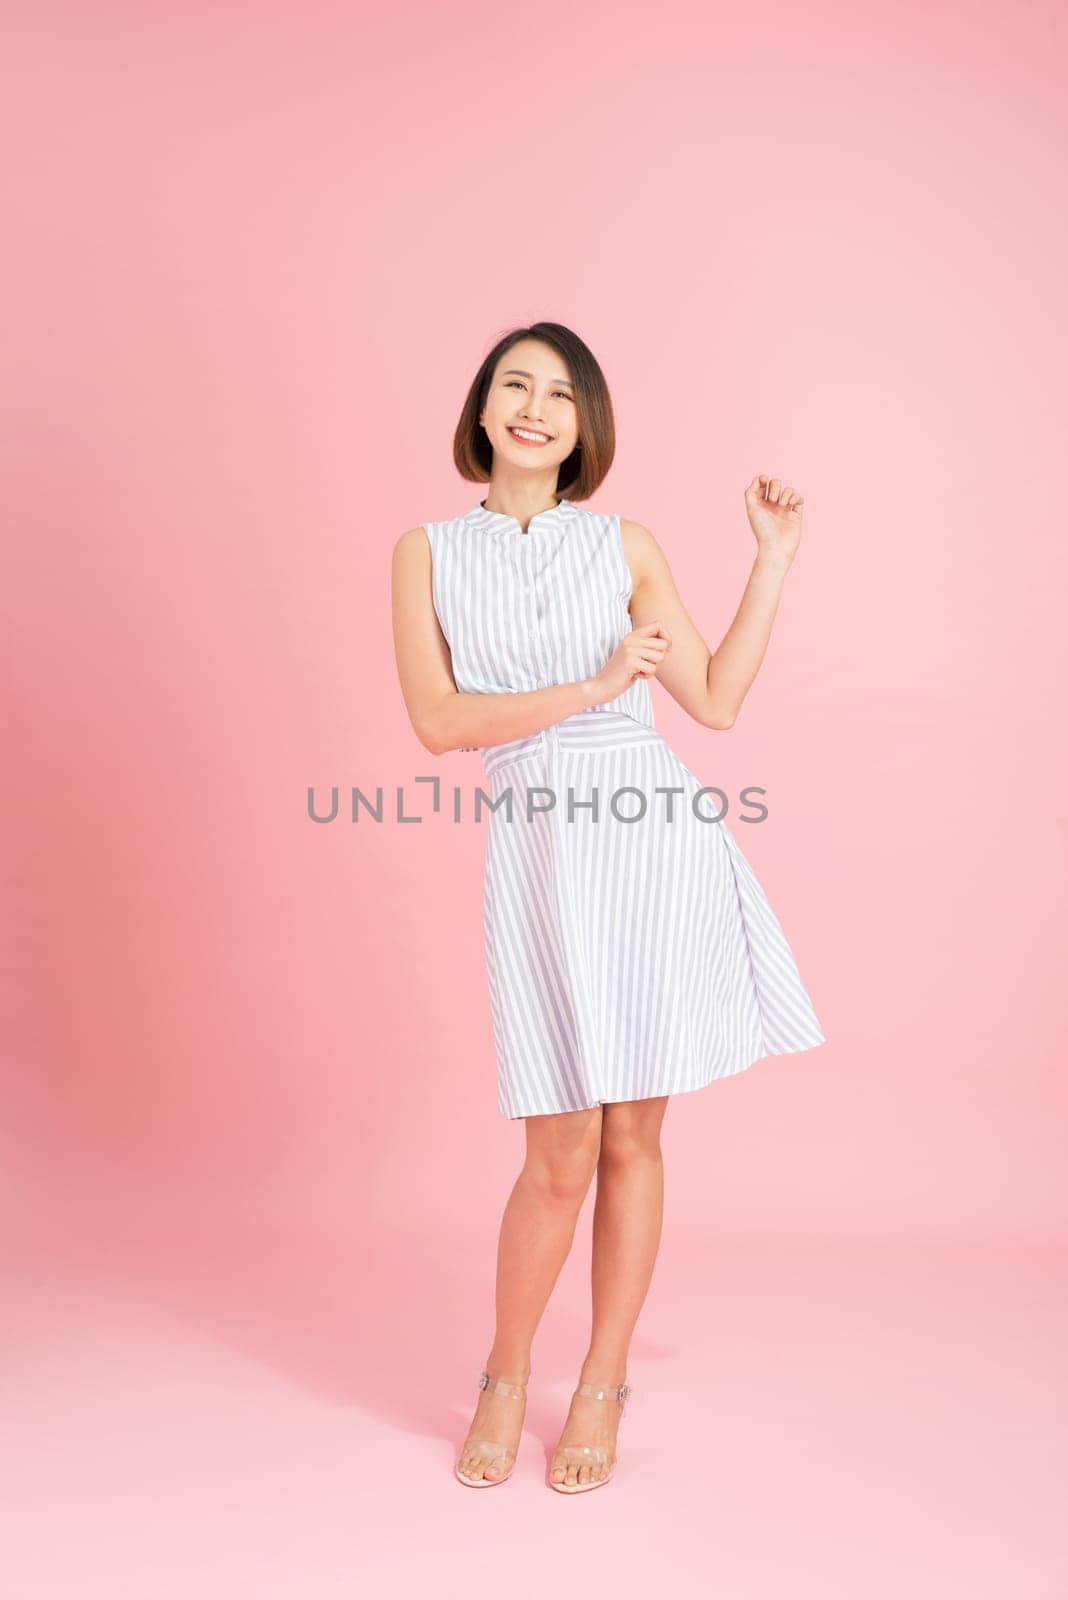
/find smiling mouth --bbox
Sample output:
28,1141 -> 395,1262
508,426 -> 553,445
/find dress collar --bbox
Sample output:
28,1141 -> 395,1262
463,497 -> 580,535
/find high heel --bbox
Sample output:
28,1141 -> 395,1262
454,1369 -> 528,1487
547,1378 -> 631,1494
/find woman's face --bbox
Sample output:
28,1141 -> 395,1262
479,339 -> 580,477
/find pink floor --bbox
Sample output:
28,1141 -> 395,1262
3,1197 -> 1065,1598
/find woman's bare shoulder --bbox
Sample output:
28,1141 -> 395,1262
618,515 -> 656,541
392,524 -> 431,557
617,516 -> 660,590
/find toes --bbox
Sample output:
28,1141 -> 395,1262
552,1448 -> 614,1488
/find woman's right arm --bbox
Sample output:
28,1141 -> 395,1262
390,527 -> 671,757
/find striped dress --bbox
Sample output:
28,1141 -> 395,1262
423,497 -> 827,1119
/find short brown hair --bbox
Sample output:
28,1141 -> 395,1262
452,321 -> 615,502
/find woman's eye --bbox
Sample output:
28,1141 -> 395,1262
505,380 -> 571,400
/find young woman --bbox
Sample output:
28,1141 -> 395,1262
391,321 -> 826,1494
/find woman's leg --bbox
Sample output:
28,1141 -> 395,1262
549,1095 -> 669,1486
457,1104 -> 604,1481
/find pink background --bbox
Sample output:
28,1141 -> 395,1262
3,3 -> 1066,1595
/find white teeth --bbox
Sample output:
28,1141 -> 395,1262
510,427 -> 551,442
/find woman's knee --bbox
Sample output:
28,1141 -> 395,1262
523,1106 -> 603,1201
598,1097 -> 668,1165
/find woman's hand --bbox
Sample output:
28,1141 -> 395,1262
589,623 -> 672,705
744,475 -> 804,566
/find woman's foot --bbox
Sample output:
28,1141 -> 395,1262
456,1370 -> 529,1484
549,1375 -> 628,1488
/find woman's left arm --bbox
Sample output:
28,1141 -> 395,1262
623,474 -> 805,730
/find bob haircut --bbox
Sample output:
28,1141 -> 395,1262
453,321 -> 615,503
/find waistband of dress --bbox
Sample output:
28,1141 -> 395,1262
479,709 -> 663,778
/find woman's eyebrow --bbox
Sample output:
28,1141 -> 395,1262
502,368 -> 574,388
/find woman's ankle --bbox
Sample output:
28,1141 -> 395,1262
578,1357 -> 628,1387
484,1353 -> 531,1385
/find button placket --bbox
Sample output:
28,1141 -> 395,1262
527,539 -> 556,739
524,534 -> 543,688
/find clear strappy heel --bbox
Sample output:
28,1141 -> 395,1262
547,1378 -> 632,1493
454,1369 -> 528,1487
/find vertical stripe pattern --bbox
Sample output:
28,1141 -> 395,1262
423,499 -> 827,1119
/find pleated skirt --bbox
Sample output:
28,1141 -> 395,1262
478,711 -> 827,1119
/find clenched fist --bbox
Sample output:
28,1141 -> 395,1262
590,623 -> 672,705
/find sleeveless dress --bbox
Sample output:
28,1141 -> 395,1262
423,497 -> 827,1119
